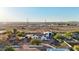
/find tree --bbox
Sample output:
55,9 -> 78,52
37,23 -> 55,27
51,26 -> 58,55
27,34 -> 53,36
6,30 -> 12,36
27,37 -> 32,43
17,32 -> 25,37
54,33 -> 63,42
64,32 -> 72,39
30,39 -> 42,45
4,46 -> 15,51
73,45 -> 79,51
13,28 -> 17,34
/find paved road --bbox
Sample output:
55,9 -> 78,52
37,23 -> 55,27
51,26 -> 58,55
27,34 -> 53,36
41,43 -> 56,49
15,44 -> 39,51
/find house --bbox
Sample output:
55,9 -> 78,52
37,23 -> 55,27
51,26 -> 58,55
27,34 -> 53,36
41,35 -> 48,40
32,35 -> 39,39
9,37 -> 18,45
50,39 -> 60,46
43,32 -> 54,39
8,33 -> 19,45
40,32 -> 54,41
72,32 -> 79,39
20,37 -> 28,43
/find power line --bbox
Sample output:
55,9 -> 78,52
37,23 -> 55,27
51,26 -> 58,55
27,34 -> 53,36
45,18 -> 47,25
26,18 -> 29,25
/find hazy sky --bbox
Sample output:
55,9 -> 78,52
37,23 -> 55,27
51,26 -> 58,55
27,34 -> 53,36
0,7 -> 79,22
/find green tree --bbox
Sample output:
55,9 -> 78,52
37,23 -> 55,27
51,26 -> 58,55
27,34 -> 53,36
30,39 -> 42,45
17,32 -> 25,37
4,46 -> 15,51
54,33 -> 63,42
73,45 -> 79,51
13,28 -> 17,34
64,32 -> 72,39
6,30 -> 12,35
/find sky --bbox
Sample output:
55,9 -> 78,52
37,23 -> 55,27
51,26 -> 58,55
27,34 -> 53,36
0,7 -> 79,22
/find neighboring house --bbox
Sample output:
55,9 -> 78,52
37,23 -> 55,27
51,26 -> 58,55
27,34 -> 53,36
72,33 -> 79,39
32,35 -> 39,39
50,39 -> 60,46
41,35 -> 48,40
20,37 -> 28,43
23,32 -> 55,41
41,33 -> 53,41
9,37 -> 17,45
8,33 -> 19,45
43,32 -> 54,39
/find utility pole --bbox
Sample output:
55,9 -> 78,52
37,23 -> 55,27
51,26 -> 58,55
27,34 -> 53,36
45,18 -> 47,26
26,18 -> 29,26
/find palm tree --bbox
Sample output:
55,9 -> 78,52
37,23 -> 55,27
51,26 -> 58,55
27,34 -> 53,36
13,28 -> 17,34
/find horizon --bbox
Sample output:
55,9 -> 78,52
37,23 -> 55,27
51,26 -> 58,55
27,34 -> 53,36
0,21 -> 79,23
0,7 -> 79,22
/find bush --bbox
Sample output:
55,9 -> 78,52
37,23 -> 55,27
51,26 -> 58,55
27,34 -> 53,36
30,39 -> 42,45
54,33 -> 63,42
17,32 -> 25,37
73,45 -> 79,51
64,32 -> 72,39
54,33 -> 62,39
4,46 -> 15,51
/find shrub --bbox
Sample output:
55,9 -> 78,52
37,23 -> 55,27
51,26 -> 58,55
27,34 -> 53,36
54,33 -> 63,42
17,32 -> 25,37
4,46 -> 15,51
73,45 -> 79,51
64,32 -> 72,39
30,39 -> 42,45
